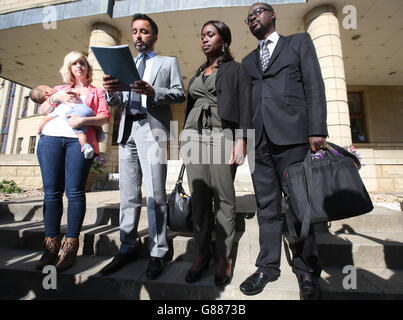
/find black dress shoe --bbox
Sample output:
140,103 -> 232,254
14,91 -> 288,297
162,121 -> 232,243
100,253 -> 137,276
298,274 -> 321,300
239,271 -> 279,296
146,257 -> 165,280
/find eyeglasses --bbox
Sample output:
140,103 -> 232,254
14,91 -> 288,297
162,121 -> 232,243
244,7 -> 269,24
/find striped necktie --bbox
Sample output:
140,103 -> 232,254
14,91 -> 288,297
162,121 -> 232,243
137,54 -> 147,79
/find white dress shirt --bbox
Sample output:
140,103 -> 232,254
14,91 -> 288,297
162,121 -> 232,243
258,31 -> 280,58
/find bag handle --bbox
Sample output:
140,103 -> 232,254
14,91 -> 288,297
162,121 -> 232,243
326,142 -> 361,170
177,163 -> 186,184
167,163 -> 187,204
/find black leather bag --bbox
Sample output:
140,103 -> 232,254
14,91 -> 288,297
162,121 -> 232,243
282,142 -> 373,243
167,164 -> 193,232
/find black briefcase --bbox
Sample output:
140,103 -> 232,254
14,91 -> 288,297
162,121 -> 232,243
167,164 -> 193,232
282,142 -> 373,242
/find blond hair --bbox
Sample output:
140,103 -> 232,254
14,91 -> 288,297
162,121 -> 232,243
59,51 -> 93,85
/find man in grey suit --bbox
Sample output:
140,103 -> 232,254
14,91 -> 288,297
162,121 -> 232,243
101,13 -> 185,279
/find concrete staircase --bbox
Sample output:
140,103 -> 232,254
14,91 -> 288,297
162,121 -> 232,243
1,190 -> 403,300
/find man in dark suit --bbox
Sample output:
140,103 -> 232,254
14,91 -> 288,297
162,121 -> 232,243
240,3 -> 328,299
100,14 -> 185,279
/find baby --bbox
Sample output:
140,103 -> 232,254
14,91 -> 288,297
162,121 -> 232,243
30,85 -> 105,159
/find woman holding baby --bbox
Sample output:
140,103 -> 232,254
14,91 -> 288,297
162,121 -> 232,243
34,51 -> 110,272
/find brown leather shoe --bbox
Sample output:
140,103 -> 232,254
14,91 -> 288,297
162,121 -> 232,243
214,258 -> 232,287
35,234 -> 62,271
56,237 -> 79,272
185,255 -> 211,283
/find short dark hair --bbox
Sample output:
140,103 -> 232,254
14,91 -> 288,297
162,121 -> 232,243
29,86 -> 46,104
252,2 -> 276,28
131,13 -> 158,35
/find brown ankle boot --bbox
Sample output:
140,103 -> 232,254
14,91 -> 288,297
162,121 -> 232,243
56,237 -> 79,272
36,234 -> 62,271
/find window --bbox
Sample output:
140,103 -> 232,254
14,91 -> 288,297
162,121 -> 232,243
16,137 -> 23,154
34,103 -> 41,115
21,96 -> 29,117
28,136 -> 36,154
347,92 -> 367,143
0,82 -> 16,153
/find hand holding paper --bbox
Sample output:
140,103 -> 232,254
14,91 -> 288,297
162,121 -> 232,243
91,45 -> 141,91
130,80 -> 155,97
103,74 -> 122,96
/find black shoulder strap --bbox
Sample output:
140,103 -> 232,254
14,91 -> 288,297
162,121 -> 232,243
177,163 -> 186,182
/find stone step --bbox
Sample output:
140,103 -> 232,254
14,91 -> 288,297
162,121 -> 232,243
0,220 -> 288,267
1,247 -> 401,300
316,231 -> 403,269
1,219 -> 403,269
0,193 -> 257,226
329,206 -> 403,234
3,196 -> 402,236
0,247 -> 299,300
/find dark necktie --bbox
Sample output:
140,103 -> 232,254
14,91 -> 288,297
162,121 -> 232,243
137,54 -> 146,79
260,39 -> 271,72
128,54 -> 147,115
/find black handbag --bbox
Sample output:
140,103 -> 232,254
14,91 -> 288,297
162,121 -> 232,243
282,142 -> 373,243
167,163 -> 193,232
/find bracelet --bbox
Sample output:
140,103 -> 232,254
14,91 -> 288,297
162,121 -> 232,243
47,96 -> 58,107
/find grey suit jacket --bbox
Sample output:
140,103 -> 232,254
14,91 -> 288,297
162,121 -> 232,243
107,55 -> 186,144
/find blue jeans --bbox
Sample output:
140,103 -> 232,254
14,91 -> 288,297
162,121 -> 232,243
37,135 -> 93,238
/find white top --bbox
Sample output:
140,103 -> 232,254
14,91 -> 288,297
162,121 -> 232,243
41,95 -> 87,138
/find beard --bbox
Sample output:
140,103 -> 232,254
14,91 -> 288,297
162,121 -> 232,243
134,37 -> 155,53
250,21 -> 265,38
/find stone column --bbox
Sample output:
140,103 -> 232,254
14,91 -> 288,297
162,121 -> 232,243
88,23 -> 121,154
305,5 -> 352,146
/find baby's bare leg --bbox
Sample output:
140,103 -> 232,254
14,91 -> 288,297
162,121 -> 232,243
77,132 -> 94,159
77,132 -> 88,148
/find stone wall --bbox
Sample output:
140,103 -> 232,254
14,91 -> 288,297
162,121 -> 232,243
358,146 -> 403,193
0,154 -> 42,188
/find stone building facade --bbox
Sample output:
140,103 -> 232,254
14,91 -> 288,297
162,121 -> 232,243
0,0 -> 402,192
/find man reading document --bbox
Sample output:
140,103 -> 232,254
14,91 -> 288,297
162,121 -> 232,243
100,13 -> 185,279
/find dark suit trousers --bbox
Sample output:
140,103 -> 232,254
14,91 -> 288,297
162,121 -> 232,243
251,128 -> 322,278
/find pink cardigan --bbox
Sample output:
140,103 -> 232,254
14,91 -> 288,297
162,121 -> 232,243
54,84 -> 110,155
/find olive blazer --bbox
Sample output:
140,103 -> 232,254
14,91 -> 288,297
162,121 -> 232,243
184,60 -> 252,139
